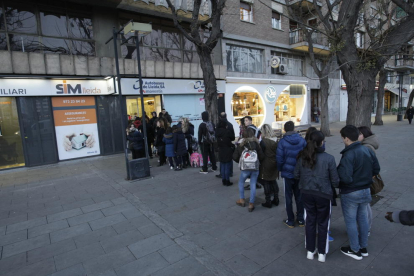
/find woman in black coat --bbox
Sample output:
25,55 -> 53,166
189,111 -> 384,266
216,120 -> 234,186
126,123 -> 145,159
173,125 -> 188,170
406,106 -> 414,124
181,117 -> 195,166
154,119 -> 166,166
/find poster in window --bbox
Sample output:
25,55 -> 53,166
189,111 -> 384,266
52,96 -> 100,160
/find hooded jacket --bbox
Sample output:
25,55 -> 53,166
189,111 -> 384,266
173,130 -> 187,156
162,133 -> 175,157
276,132 -> 307,179
127,130 -> 144,151
294,147 -> 340,200
216,127 -> 234,163
259,138 -> 278,181
337,142 -> 380,194
198,111 -> 215,144
361,135 -> 379,153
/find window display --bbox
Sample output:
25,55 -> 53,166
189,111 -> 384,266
126,95 -> 162,120
231,92 -> 264,127
274,92 -> 305,124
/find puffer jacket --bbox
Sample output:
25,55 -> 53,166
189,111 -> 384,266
162,133 -> 175,157
259,138 -> 278,180
361,135 -> 379,153
216,128 -> 234,163
294,147 -> 340,200
127,130 -> 144,151
337,142 -> 380,193
233,137 -> 265,164
173,130 -> 187,156
276,131 -> 306,179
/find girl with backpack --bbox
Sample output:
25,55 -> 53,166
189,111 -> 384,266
233,128 -> 264,212
294,131 -> 339,262
173,125 -> 188,171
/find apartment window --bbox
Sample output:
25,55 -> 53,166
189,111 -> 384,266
271,51 -> 304,76
0,1 -> 95,55
355,32 -> 364,48
272,12 -> 281,29
226,45 -> 263,73
386,72 -> 394,83
240,2 -> 253,23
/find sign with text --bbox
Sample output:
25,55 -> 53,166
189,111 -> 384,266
52,96 -> 100,160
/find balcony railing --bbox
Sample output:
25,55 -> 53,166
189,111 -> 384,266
395,56 -> 414,68
289,29 -> 328,46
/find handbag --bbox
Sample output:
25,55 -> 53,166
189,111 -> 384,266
370,174 -> 384,195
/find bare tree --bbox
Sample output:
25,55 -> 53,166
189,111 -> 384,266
165,0 -> 225,124
373,68 -> 387,125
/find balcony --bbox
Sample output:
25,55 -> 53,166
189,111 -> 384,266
393,57 -> 414,71
289,29 -> 330,55
285,0 -> 322,9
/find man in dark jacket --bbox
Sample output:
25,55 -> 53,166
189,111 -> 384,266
406,106 -> 414,124
337,125 -> 380,261
198,111 -> 217,174
276,121 -> 306,228
385,210 -> 414,226
244,116 -> 261,140
216,112 -> 235,179
159,109 -> 172,124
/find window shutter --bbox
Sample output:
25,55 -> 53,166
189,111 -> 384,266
272,12 -> 280,20
240,2 -> 251,10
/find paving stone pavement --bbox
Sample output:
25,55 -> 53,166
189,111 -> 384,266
0,115 -> 413,276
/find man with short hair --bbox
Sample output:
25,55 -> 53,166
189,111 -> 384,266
244,116 -> 261,140
198,111 -> 217,174
277,121 -> 306,228
337,125 -> 380,260
159,109 -> 172,124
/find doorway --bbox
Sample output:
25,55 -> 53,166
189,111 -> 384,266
311,89 -> 320,122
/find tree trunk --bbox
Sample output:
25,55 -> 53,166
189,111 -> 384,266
197,47 -> 218,124
319,77 -> 331,136
374,69 -> 386,125
404,89 -> 414,119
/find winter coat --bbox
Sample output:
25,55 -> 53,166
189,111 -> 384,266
220,118 -> 235,141
361,135 -> 379,154
233,137 -> 265,164
337,142 -> 380,194
276,132 -> 307,179
173,131 -> 187,156
198,111 -> 215,144
155,127 -> 165,150
406,108 -> 414,119
138,122 -> 154,142
294,147 -> 340,200
127,130 -> 144,151
159,112 -> 172,124
216,128 -> 234,163
392,210 -> 414,226
258,138 -> 278,181
163,134 -> 175,157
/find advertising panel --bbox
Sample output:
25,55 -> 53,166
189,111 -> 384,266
52,96 -> 100,160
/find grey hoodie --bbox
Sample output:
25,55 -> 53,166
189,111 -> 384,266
362,135 -> 379,153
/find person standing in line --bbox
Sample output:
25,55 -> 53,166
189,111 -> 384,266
277,121 -> 307,228
149,111 -> 158,130
294,131 -> 339,263
181,117 -> 195,167
238,116 -> 247,139
159,109 -> 172,125
126,123 -> 145,159
405,106 -> 414,124
337,125 -> 380,261
173,125 -> 188,171
244,116 -> 262,190
216,120 -> 234,186
304,127 -> 317,141
233,128 -> 264,212
138,116 -> 153,158
154,120 -> 166,166
163,127 -> 177,170
358,126 -> 379,237
258,124 -> 280,208
216,112 -> 235,179
198,111 -> 218,174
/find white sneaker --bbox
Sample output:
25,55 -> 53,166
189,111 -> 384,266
307,251 -> 316,260
318,253 -> 326,263
245,178 -> 251,183
170,166 -> 174,170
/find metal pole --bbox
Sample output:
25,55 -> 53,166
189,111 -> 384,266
112,27 -> 131,179
397,71 -> 403,121
135,31 -> 150,159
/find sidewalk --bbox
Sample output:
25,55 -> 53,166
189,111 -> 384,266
0,115 -> 413,276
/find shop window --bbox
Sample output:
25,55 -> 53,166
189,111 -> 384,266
0,97 -> 25,170
231,92 -> 264,127
126,96 -> 162,120
240,2 -> 253,23
272,11 -> 281,30
226,45 -> 263,73
274,87 -> 305,124
271,51 -> 304,76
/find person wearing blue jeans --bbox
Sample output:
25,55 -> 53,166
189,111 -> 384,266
238,170 -> 259,206
337,125 -> 380,260
284,178 -> 304,226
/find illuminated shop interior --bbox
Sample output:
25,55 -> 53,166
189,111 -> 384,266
126,95 -> 162,119
231,91 -> 265,127
274,85 -> 305,124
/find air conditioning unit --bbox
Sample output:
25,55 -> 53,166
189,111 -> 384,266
277,64 -> 288,74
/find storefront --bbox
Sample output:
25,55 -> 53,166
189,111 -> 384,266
121,78 -> 226,131
225,78 -> 309,134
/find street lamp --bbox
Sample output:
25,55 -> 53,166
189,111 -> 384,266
105,21 -> 152,180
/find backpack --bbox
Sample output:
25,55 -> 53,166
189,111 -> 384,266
239,142 -> 259,171
203,122 -> 216,144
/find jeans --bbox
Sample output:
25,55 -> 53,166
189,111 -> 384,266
201,143 -> 217,172
220,162 -> 234,176
340,188 -> 372,252
220,162 -> 232,181
238,170 -> 259,203
284,178 -> 304,223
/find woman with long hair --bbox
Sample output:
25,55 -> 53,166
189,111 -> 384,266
155,119 -> 166,166
294,131 -> 339,262
181,117 -> 195,166
258,124 -> 280,208
233,128 -> 264,212
358,126 -> 379,236
305,127 -> 317,141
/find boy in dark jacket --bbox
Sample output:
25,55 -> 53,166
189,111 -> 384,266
198,111 -> 217,174
337,125 -> 380,261
276,121 -> 306,228
216,120 -> 234,186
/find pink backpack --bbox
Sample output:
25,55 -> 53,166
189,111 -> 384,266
190,153 -> 202,167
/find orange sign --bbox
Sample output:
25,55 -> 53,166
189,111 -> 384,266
52,96 -> 97,127
51,96 -> 96,107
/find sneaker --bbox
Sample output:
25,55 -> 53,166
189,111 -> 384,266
307,250 -> 316,260
170,166 -> 174,170
340,246 -> 363,260
199,170 -> 208,174
175,167 -> 182,171
298,220 -> 305,227
360,248 -> 368,257
245,178 -> 251,183
318,253 -> 326,263
283,220 -> 295,228
329,235 -> 334,242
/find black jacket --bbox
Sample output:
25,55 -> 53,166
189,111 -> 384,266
294,148 -> 340,200
258,138 -> 278,181
233,137 -> 265,164
155,127 -> 165,147
127,130 -> 144,151
220,118 -> 235,141
216,128 -> 234,163
406,108 -> 414,119
198,111 -> 215,144
173,131 -> 187,156
337,142 -> 380,194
